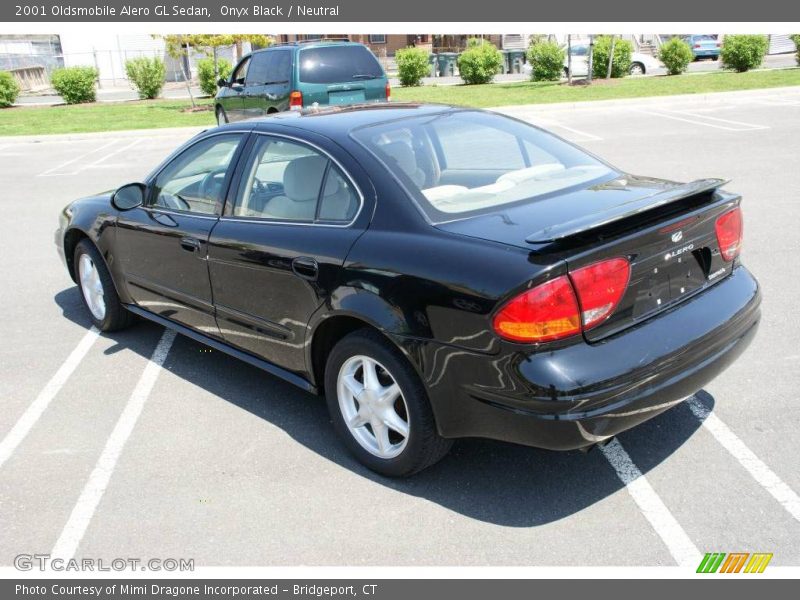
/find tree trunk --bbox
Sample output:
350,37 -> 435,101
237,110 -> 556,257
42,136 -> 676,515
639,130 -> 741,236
587,35 -> 594,84
183,42 -> 196,108
235,40 -> 243,62
606,35 -> 616,79
567,34 -> 572,85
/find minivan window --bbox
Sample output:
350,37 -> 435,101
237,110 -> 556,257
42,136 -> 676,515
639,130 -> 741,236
353,110 -> 615,223
231,56 -> 250,85
246,50 -> 291,85
298,45 -> 383,84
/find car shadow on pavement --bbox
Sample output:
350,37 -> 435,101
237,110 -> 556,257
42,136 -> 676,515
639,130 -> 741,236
56,287 -> 710,528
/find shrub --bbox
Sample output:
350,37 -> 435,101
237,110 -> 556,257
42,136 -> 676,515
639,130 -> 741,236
50,66 -> 98,104
658,37 -> 694,75
526,40 -> 564,81
457,39 -> 503,85
124,57 -> 166,99
720,34 -> 768,72
591,36 -> 633,78
197,58 -> 232,96
791,35 -> 800,66
0,71 -> 20,108
395,47 -> 430,87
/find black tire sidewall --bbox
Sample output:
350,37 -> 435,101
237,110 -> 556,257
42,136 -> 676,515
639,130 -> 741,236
324,331 -> 443,477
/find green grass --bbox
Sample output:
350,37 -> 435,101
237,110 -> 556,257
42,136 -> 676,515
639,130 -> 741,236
0,98 -> 215,136
393,68 -> 800,108
1,68 -> 799,137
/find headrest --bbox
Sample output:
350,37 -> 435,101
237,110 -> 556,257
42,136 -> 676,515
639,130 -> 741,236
381,141 -> 420,183
284,155 -> 328,202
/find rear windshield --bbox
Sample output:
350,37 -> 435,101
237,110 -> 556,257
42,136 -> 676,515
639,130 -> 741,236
352,110 -> 616,223
299,45 -> 384,84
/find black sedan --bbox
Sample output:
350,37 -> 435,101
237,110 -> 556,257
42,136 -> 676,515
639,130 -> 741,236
56,104 -> 761,476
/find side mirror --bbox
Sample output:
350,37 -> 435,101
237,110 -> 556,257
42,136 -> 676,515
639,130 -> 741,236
111,183 -> 145,211
217,77 -> 229,88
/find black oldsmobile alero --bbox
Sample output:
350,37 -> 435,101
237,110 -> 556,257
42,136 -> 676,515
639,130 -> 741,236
56,104 -> 761,476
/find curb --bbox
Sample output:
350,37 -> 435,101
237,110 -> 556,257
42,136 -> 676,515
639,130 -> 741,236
0,125 -> 208,144
489,85 -> 800,114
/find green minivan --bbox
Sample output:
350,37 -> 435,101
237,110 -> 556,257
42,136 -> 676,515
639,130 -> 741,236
214,41 -> 390,124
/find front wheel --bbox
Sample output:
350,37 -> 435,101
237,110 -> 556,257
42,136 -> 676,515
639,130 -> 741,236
74,239 -> 135,332
324,329 -> 452,477
629,62 -> 645,76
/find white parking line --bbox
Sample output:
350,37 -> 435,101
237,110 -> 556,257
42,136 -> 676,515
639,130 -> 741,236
688,396 -> 800,523
51,329 -> 176,560
88,138 -> 142,167
601,438 -> 701,567
633,109 -> 769,131
37,139 -> 119,177
0,327 -> 100,470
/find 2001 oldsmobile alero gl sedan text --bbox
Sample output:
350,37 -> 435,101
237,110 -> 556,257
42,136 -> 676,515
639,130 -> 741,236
55,104 -> 761,476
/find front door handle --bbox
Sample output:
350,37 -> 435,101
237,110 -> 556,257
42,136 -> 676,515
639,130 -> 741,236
180,236 -> 202,252
291,257 -> 319,281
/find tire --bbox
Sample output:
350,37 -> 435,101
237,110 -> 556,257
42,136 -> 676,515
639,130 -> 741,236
216,106 -> 228,126
324,329 -> 453,477
74,239 -> 135,332
563,67 -> 570,78
629,62 -> 645,76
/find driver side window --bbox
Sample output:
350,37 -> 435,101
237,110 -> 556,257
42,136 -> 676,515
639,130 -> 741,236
150,134 -> 243,215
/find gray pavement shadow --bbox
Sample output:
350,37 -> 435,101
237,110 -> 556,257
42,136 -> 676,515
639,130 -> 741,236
54,286 -> 709,527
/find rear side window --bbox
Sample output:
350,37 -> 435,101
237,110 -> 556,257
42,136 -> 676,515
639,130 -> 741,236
298,45 -> 383,84
246,51 -> 292,85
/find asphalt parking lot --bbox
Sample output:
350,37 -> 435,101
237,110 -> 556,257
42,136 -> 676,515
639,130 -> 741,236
1,87 -> 799,568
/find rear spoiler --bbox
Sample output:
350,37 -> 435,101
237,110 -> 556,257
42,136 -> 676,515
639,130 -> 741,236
525,178 -> 728,244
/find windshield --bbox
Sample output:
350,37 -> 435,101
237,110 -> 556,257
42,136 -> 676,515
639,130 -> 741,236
352,110 -> 616,223
298,45 -> 384,84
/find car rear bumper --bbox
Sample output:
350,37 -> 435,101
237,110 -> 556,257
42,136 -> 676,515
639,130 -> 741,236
693,49 -> 720,57
415,265 -> 760,450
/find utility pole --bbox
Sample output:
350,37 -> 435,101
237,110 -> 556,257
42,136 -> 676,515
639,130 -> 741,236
586,35 -> 594,84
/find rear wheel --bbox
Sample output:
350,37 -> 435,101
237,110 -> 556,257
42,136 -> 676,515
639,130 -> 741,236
74,239 -> 134,332
324,329 -> 452,477
216,106 -> 228,126
629,62 -> 645,76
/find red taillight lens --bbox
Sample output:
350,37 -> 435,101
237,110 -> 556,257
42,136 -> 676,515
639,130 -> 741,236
492,275 -> 581,342
492,257 -> 631,343
385,82 -> 391,101
289,90 -> 303,110
715,207 -> 743,261
570,258 -> 631,330
694,44 -> 702,48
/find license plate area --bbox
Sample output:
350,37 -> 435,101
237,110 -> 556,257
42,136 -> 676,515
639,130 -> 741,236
328,90 -> 366,105
633,248 -> 710,319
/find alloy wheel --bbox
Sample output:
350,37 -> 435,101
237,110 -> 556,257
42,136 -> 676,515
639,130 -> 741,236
78,253 -> 106,321
337,355 -> 410,459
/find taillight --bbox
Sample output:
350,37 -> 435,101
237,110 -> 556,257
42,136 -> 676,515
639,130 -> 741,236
385,82 -> 391,102
492,257 -> 630,343
694,44 -> 702,48
289,90 -> 303,110
492,275 -> 581,343
715,207 -> 743,261
570,258 -> 631,330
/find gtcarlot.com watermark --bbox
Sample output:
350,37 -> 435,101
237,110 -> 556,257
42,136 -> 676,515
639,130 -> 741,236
14,554 -> 194,572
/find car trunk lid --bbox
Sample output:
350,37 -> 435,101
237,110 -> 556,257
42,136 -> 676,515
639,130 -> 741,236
436,174 -> 741,341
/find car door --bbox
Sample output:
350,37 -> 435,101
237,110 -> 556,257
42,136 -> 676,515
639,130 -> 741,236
115,132 -> 248,333
207,132 -> 365,373
243,50 -> 292,117
220,56 -> 250,121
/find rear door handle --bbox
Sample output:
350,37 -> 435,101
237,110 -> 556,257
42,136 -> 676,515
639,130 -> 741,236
291,257 -> 319,281
180,236 -> 202,252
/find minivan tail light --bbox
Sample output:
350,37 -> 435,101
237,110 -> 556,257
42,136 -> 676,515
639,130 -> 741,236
289,90 -> 303,110
569,258 -> 631,330
492,276 -> 581,343
715,207 -> 743,261
385,82 -> 391,101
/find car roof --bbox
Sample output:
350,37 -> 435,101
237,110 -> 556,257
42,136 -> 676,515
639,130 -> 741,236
253,40 -> 369,54
239,103 -> 460,138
